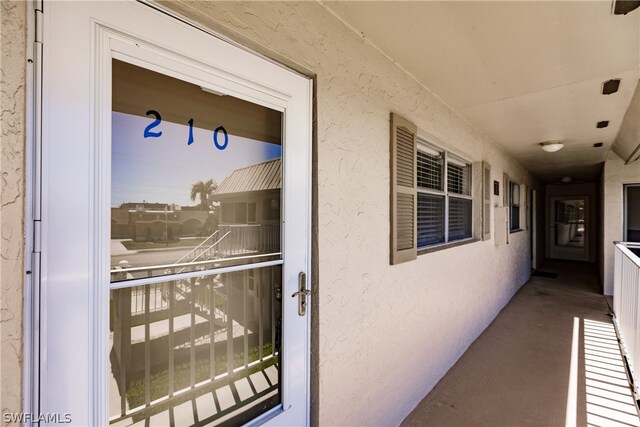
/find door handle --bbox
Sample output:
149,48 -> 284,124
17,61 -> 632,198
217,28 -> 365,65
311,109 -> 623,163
292,272 -> 310,316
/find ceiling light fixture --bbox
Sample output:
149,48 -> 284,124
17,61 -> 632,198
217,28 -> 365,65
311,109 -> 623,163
540,141 -> 564,152
561,176 -> 573,184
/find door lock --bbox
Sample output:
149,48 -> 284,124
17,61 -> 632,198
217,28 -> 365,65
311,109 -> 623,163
292,272 -> 310,316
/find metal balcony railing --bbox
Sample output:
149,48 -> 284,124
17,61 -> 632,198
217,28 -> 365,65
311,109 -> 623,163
109,260 -> 282,426
217,224 -> 280,256
612,241 -> 640,396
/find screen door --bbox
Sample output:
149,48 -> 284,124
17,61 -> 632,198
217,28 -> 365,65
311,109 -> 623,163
40,2 -> 311,426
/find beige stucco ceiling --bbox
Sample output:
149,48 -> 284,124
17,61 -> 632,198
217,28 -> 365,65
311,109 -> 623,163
324,1 -> 640,182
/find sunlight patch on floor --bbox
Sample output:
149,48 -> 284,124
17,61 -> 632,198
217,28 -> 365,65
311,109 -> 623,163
583,319 -> 640,427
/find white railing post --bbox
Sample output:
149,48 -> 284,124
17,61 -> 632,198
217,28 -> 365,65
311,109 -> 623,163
633,258 -> 640,392
614,246 -> 622,318
612,242 -> 640,397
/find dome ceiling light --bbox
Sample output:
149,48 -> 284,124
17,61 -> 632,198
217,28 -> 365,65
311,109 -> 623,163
540,141 -> 565,153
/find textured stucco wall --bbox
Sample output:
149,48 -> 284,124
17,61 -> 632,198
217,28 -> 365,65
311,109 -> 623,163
1,0 -> 26,420
0,1 -> 538,425
603,153 -> 640,295
157,2 -> 537,425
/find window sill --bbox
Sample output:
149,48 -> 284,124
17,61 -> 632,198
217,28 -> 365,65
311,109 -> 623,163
510,228 -> 524,234
418,237 -> 480,255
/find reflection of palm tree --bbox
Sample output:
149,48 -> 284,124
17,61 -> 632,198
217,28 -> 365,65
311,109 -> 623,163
190,179 -> 217,211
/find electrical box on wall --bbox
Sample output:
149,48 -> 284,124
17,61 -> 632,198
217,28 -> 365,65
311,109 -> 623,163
495,206 -> 509,246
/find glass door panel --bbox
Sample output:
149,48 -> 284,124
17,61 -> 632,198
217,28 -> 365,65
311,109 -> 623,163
109,265 -> 282,426
42,4 -> 310,425
110,60 -> 284,426
111,60 -> 282,282
554,199 -> 585,248
550,197 -> 588,261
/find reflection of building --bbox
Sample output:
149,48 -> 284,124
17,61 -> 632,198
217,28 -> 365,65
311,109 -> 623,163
212,158 -> 281,254
109,159 -> 284,425
111,202 -> 210,241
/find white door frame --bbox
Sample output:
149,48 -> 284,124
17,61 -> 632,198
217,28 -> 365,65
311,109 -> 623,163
531,189 -> 537,269
624,184 -> 640,241
37,2 -> 312,425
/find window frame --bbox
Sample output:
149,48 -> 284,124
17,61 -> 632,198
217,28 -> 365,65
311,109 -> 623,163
247,202 -> 257,223
416,139 -> 473,250
624,183 -> 640,242
508,180 -> 522,232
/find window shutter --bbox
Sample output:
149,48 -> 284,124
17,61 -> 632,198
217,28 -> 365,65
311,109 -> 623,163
522,184 -> 528,231
390,113 -> 417,264
482,162 -> 491,240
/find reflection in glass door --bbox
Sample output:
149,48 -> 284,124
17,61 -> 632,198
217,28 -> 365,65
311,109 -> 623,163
550,197 -> 588,261
109,60 -> 284,426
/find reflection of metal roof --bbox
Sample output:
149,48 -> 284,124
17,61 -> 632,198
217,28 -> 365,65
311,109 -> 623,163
214,157 -> 281,196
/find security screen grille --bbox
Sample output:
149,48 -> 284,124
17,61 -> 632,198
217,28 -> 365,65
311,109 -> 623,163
417,141 -> 472,248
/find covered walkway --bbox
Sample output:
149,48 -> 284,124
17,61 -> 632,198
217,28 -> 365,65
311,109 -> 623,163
402,261 -> 640,427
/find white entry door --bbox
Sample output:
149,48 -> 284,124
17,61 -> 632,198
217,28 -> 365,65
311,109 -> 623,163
41,2 -> 311,425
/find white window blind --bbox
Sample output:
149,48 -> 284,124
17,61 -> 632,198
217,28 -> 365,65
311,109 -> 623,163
449,197 -> 472,241
447,160 -> 470,195
416,140 -> 473,248
418,193 -> 445,246
417,151 -> 443,191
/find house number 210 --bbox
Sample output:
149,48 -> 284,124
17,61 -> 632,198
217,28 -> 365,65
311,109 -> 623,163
143,109 -> 229,150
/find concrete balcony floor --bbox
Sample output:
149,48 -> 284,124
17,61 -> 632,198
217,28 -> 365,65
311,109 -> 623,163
402,260 -> 640,427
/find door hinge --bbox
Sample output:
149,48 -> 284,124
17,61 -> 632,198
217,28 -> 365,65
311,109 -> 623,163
33,1 -> 43,223
33,220 -> 41,253
35,4 -> 43,44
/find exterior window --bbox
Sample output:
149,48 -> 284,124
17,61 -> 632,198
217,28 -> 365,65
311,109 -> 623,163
248,202 -> 257,223
234,202 -> 248,223
221,203 -> 234,223
264,197 -> 280,220
625,184 -> 640,242
509,181 -> 520,231
417,142 -> 472,248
